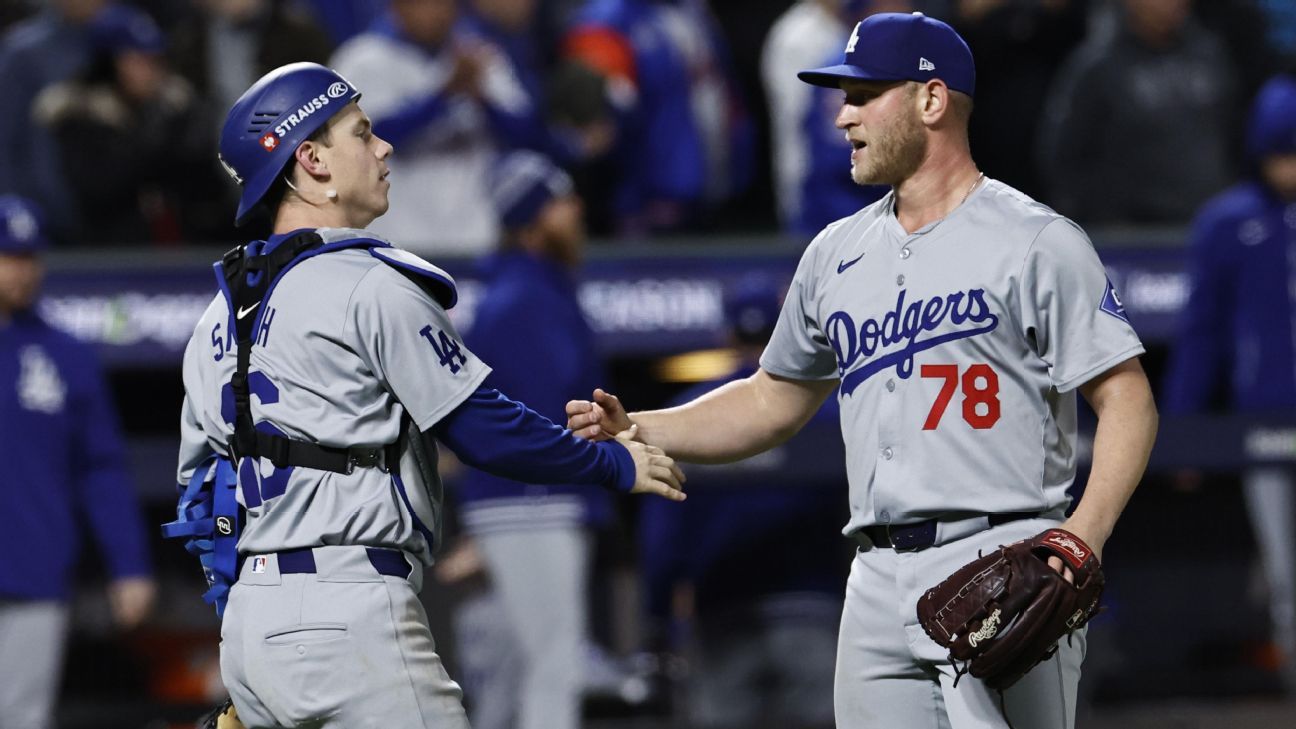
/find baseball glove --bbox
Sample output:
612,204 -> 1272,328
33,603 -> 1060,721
198,698 -> 245,729
916,528 -> 1104,690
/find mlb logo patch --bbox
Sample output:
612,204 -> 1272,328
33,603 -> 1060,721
1099,278 -> 1128,322
260,132 -> 279,152
251,556 -> 268,574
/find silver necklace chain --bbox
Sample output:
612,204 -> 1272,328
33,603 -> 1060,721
892,171 -> 985,232
959,172 -> 985,208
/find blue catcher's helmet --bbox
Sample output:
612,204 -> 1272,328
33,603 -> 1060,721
218,62 -> 361,225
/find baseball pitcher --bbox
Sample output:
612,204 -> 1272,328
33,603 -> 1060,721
567,13 -> 1157,729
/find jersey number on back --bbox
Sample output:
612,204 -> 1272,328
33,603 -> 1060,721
921,363 -> 1000,430
420,325 -> 468,374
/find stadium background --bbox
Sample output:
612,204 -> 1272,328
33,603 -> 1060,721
5,0 -> 1296,727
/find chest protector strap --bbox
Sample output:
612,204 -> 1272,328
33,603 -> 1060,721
219,231 -> 396,474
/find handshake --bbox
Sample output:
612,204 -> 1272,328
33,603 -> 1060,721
565,388 -> 688,503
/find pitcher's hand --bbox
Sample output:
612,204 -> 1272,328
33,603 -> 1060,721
566,388 -> 632,441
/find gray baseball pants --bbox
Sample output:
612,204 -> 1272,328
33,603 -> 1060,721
835,517 -> 1086,729
220,545 -> 469,729
0,600 -> 68,729
460,526 -> 591,729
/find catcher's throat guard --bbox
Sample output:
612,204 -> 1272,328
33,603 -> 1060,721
161,456 -> 239,616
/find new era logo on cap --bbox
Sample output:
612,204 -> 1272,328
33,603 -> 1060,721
919,57 -> 935,71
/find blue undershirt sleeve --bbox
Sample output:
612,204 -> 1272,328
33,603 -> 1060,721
433,386 -> 635,492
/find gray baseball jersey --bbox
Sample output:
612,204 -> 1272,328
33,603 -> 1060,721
177,228 -> 490,568
761,179 -> 1144,535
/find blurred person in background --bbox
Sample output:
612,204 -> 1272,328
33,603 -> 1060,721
638,275 -> 847,729
463,0 -> 547,102
0,0 -> 110,243
1254,0 -> 1296,67
34,5 -> 229,245
1190,0 -> 1283,103
331,0 -> 540,256
300,0 -> 387,44
940,0 -> 1089,200
1163,74 -> 1296,693
562,0 -> 753,236
762,0 -> 905,237
1037,0 -> 1236,225
463,0 -> 616,167
448,150 -> 611,729
0,195 -> 155,729
170,0 -> 333,122
0,0 -> 37,33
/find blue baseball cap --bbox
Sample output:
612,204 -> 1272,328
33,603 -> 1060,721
1247,75 -> 1296,161
490,150 -> 575,229
89,6 -> 166,55
0,196 -> 47,254
798,12 -> 975,97
219,62 -> 361,226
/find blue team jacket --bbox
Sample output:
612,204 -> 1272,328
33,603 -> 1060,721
1163,181 -> 1296,415
457,252 -> 612,528
567,0 -> 711,221
0,311 -> 151,599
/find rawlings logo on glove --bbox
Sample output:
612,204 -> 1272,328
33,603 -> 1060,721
966,608 -> 1002,647
916,528 -> 1104,690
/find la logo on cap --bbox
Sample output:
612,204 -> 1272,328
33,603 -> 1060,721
845,21 -> 861,53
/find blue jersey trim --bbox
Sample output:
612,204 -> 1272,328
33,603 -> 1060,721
392,472 -> 438,553
369,247 -> 459,309
251,236 -> 392,332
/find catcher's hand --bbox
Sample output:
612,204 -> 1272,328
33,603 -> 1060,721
916,528 -> 1104,690
199,698 -> 245,729
618,427 -> 687,501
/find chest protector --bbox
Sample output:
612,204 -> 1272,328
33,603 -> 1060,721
165,230 -> 458,615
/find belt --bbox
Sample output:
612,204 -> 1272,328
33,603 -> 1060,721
854,511 -> 1040,552
240,547 -> 413,579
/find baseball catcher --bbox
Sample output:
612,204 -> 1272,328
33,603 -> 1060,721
917,528 -> 1105,690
